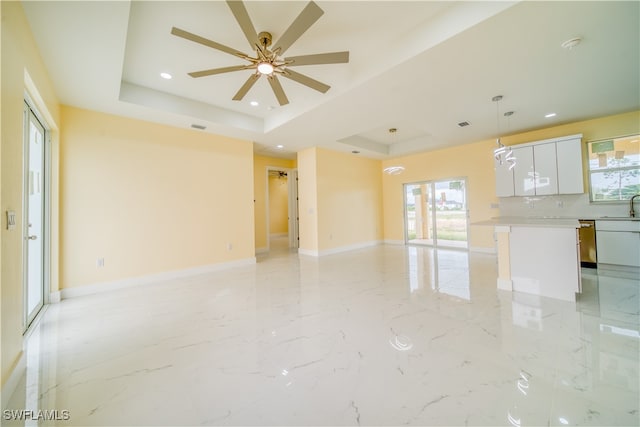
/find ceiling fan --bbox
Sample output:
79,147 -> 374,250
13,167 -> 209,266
171,1 -> 350,106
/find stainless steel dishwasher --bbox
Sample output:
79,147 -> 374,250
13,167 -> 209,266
578,220 -> 597,267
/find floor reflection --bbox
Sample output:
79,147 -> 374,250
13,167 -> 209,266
406,246 -> 471,300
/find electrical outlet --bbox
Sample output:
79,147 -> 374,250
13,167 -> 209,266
96,258 -> 105,268
227,243 -> 233,251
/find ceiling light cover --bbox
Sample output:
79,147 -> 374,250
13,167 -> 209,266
383,166 -> 405,175
250,101 -> 259,106
257,62 -> 274,75
276,144 -> 284,149
160,72 -> 172,79
545,113 -> 557,118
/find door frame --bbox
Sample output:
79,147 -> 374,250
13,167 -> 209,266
403,177 -> 470,249
22,98 -> 52,332
265,166 -> 299,251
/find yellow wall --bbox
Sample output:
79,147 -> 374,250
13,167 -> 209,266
298,147 -> 383,254
297,148 -> 319,252
60,106 -> 255,289
1,1 -> 61,390
253,155 -> 295,250
382,111 -> 640,249
268,174 -> 289,235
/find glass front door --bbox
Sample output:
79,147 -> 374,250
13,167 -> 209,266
24,102 -> 47,328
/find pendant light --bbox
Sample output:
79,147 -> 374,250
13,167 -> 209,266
492,95 -> 516,170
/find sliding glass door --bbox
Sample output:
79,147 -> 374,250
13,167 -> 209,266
404,178 -> 468,249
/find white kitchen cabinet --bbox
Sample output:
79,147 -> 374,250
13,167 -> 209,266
494,156 -> 515,197
513,146 -> 535,196
556,137 -> 584,194
497,134 -> 584,197
596,220 -> 640,267
533,143 -> 558,195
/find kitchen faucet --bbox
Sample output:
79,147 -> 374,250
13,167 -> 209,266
631,194 -> 640,218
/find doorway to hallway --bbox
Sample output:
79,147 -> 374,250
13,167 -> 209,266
266,167 -> 299,253
403,178 -> 468,249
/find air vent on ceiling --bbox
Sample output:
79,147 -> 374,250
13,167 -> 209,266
191,124 -> 206,130
457,121 -> 470,127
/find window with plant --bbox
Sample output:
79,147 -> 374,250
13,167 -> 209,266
588,134 -> 640,202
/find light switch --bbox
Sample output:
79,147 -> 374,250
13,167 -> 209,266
6,210 -> 16,230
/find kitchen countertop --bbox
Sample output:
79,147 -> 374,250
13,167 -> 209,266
474,216 -> 640,228
473,216 -> 581,228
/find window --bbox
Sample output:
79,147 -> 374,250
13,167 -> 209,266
588,134 -> 640,202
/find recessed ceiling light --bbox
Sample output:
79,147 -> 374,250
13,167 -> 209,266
545,113 -> 557,118
250,101 -> 259,107
457,121 -> 470,127
276,144 -> 284,149
160,72 -> 172,80
191,124 -> 206,130
352,150 -> 360,154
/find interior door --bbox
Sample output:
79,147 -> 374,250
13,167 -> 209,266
288,169 -> 299,249
24,103 -> 46,328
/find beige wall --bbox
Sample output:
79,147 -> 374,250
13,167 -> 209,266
382,110 -> 640,249
59,106 -> 255,289
268,174 -> 289,235
253,155 -> 295,250
297,148 -> 319,252
1,1 -> 61,390
298,147 -> 383,254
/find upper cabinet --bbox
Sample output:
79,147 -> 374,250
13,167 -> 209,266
495,134 -> 584,197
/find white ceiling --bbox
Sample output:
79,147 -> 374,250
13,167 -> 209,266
22,1 -> 640,160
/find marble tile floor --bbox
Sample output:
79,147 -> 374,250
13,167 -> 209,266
4,243 -> 639,426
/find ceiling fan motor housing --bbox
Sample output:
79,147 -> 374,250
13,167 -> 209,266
258,31 -> 272,48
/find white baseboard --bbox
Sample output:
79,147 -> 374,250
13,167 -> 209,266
59,257 -> 256,300
383,239 -> 404,245
470,246 -> 496,254
49,291 -> 61,303
299,240 -> 382,257
497,278 -> 513,291
297,248 -> 319,257
1,351 -> 25,410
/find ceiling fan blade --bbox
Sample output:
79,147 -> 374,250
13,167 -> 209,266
171,27 -> 246,58
226,1 -> 258,49
281,69 -> 330,93
267,74 -> 289,106
232,73 -> 260,101
272,1 -> 324,55
285,51 -> 350,66
189,65 -> 250,78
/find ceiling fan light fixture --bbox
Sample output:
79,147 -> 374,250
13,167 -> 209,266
257,62 -> 274,75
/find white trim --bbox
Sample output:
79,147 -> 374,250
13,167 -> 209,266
300,240 -> 382,257
497,278 -> 513,291
384,239 -> 405,245
1,352 -> 26,410
49,291 -> 61,303
59,258 -> 256,300
495,225 -> 511,233
298,248 -> 319,257
470,246 -> 496,254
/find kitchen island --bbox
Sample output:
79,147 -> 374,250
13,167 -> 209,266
475,217 -> 582,302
